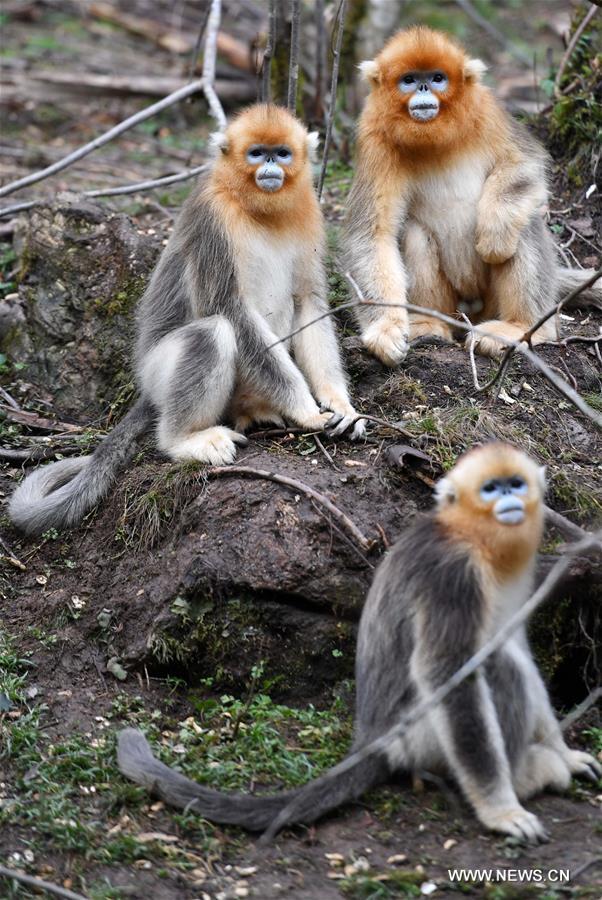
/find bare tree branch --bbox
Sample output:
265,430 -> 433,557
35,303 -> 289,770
0,166 -> 208,219
474,266 -> 602,397
0,79 -> 208,199
287,0 -> 301,112
560,686 -> 602,732
260,530 -> 602,842
202,0 -> 227,130
314,0 -> 328,121
208,464 -> 374,551
554,5 -> 599,98
317,0 -> 348,199
261,0 -> 277,103
187,0 -> 212,80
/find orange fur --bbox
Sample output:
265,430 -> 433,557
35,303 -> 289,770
436,443 -> 545,582
202,104 -> 322,239
359,26 -> 511,168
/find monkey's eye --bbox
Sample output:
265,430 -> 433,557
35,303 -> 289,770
246,147 -> 265,162
481,480 -> 498,496
509,476 -> 527,493
432,73 -> 445,83
402,74 -> 416,85
276,147 -> 292,163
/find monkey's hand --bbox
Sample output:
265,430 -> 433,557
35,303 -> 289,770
478,805 -> 548,843
361,318 -> 410,367
475,219 -> 520,265
317,393 -> 366,440
563,749 -> 602,783
289,408 -> 335,432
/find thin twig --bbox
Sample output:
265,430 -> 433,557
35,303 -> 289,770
554,5 -> 599,98
314,0 -> 327,121
0,165 -> 208,219
475,267 -> 602,395
0,535 -> 25,570
207,464 -> 373,551
287,0 -> 301,112
560,686 -> 602,732
314,434 -> 339,469
0,79 -> 209,199
261,0 -> 276,103
454,0 -> 531,65
317,0 -> 347,199
0,866 -> 87,900
260,531 -> 602,842
188,0 -> 212,81
347,273 -> 602,427
202,0 -> 227,130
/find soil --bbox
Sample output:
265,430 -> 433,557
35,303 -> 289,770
1,3 -> 601,900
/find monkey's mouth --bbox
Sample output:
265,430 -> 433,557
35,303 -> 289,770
493,498 -> 525,526
409,105 -> 439,122
256,175 -> 284,192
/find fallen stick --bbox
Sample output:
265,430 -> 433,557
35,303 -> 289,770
1,71 -> 254,100
0,867 -> 87,900
207,464 -> 374,552
0,165 -> 208,218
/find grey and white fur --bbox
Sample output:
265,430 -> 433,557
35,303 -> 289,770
10,106 -> 362,535
117,443 -> 600,841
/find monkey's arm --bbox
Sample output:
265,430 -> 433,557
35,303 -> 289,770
232,308 -> 332,431
414,561 -> 547,842
292,253 -> 365,439
475,146 -> 547,266
342,161 -> 411,366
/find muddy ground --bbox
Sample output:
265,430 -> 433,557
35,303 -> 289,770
1,2 -> 601,899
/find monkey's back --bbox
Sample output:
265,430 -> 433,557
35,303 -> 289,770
354,517 -> 481,746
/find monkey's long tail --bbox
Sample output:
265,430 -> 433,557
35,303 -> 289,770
117,728 -> 387,834
9,398 -> 153,535
557,267 -> 602,304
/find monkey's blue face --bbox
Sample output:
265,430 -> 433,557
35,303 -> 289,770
246,145 -> 294,192
399,70 -> 448,121
480,475 -> 528,525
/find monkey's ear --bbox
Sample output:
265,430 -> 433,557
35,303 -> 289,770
306,131 -> 320,163
537,465 -> 547,493
358,60 -> 381,86
209,131 -> 229,155
434,476 -> 456,506
464,58 -> 487,82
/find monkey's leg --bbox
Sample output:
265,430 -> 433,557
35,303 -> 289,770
141,316 -> 248,465
519,652 -> 602,786
513,744 -> 571,800
471,217 -> 558,358
403,222 -> 457,342
419,670 -> 547,841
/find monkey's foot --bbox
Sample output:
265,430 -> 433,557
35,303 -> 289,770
466,320 -> 529,358
563,749 -> 602,783
409,318 -> 453,342
362,319 -> 410,366
165,426 -> 248,465
479,805 -> 548,843
514,745 -> 570,800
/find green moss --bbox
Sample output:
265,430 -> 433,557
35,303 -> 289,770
93,275 -> 146,319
